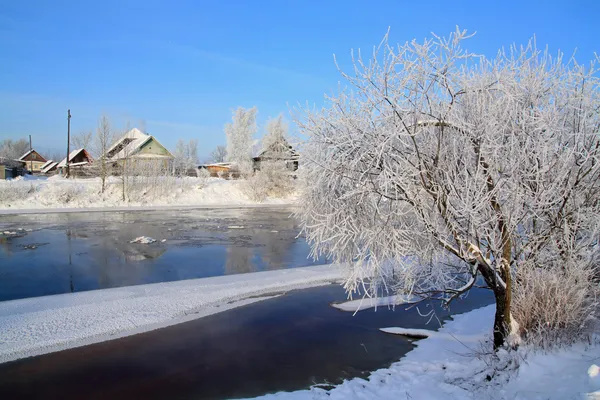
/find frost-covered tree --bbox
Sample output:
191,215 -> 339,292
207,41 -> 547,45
173,139 -> 199,176
0,138 -> 29,160
262,114 -> 289,156
71,131 -> 93,152
94,115 -> 113,193
210,145 -> 227,163
225,107 -> 257,175
295,29 -> 600,349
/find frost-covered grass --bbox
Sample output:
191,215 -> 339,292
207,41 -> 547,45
0,264 -> 344,363
251,305 -> 600,400
0,175 -> 297,212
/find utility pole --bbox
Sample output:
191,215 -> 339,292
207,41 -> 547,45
66,109 -> 71,178
29,135 -> 33,173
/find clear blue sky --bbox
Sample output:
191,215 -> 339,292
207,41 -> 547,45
1,0 -> 598,159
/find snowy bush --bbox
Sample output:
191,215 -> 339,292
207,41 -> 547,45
512,262 -> 600,349
241,162 -> 295,202
0,181 -> 37,205
41,182 -> 86,205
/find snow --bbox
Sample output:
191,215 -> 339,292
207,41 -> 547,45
331,294 -> 420,312
249,305 -> 600,400
130,236 -> 157,244
0,176 -> 297,214
0,264 -> 343,364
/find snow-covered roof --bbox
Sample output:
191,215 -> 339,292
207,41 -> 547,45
18,149 -> 34,161
105,128 -> 173,160
200,162 -> 232,168
41,161 -> 59,174
40,160 -> 54,170
254,138 -> 299,161
57,149 -> 92,168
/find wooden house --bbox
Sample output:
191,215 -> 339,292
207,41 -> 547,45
18,149 -> 47,173
103,128 -> 174,172
57,148 -> 94,176
198,162 -> 234,178
252,139 -> 299,172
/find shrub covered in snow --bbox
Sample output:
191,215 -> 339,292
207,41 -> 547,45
40,182 -> 86,205
512,262 -> 600,349
241,162 -> 295,202
0,181 -> 38,205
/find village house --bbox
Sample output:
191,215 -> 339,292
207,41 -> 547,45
57,148 -> 94,176
17,149 -> 47,173
197,162 -> 233,177
40,160 -> 59,175
103,128 -> 174,172
252,139 -> 299,172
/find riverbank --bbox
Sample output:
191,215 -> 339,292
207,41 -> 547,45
253,304 -> 600,400
0,176 -> 296,214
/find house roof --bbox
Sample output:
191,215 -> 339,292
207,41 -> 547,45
254,138 -> 299,161
41,161 -> 59,174
105,128 -> 173,160
199,162 -> 232,168
40,160 -> 55,170
57,148 -> 93,168
18,149 -> 47,163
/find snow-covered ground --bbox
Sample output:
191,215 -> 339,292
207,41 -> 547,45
0,175 -> 296,213
251,305 -> 600,399
0,264 -> 343,364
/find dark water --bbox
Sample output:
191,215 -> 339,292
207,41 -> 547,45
0,208 -> 324,301
0,284 -> 494,400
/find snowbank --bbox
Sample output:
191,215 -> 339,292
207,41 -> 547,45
0,264 -> 343,364
0,176 -> 297,213
331,294 -> 420,312
251,305 -> 600,399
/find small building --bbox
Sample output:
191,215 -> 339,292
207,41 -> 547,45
198,162 -> 233,177
252,139 -> 299,172
57,148 -> 94,176
103,128 -> 174,172
18,149 -> 47,173
40,160 -> 59,175
0,158 -> 26,180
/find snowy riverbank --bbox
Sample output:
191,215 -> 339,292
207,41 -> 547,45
251,305 -> 600,399
0,264 -> 344,363
0,175 -> 296,213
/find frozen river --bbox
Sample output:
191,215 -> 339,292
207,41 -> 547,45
0,207 -> 323,301
0,207 -> 494,399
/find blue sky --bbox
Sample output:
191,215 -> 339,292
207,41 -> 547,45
1,0 -> 598,159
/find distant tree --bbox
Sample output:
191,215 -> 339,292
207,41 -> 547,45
225,107 -> 257,175
173,139 -> 199,175
210,145 -> 227,163
70,131 -> 93,151
295,29 -> 600,349
94,115 -> 114,193
262,114 -> 288,154
0,138 -> 30,160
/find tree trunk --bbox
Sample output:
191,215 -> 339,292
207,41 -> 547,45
492,282 -> 510,349
479,263 -> 512,349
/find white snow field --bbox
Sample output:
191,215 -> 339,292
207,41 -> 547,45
0,175 -> 296,214
250,305 -> 600,400
0,264 -> 344,364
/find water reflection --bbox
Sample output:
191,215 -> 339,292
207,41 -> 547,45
0,208 -> 325,301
